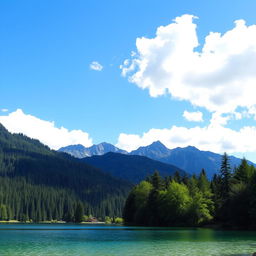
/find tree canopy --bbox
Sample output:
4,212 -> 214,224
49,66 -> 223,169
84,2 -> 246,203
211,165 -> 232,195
123,154 -> 256,229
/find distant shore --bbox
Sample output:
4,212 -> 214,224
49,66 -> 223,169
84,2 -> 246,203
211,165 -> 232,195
0,220 -> 108,224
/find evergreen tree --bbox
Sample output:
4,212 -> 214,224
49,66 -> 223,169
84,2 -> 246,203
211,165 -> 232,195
150,171 -> 163,190
0,204 -> 7,220
74,202 -> 84,223
146,171 -> 163,226
220,153 -> 231,201
234,158 -> 253,183
172,171 -> 182,183
211,174 -> 222,218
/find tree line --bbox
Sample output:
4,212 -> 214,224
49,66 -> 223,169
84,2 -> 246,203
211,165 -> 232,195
123,153 -> 256,228
0,123 -> 131,222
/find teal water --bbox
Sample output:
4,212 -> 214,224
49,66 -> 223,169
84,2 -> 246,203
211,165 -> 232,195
0,224 -> 256,256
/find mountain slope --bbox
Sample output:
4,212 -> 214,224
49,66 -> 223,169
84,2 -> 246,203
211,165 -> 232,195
83,152 -> 186,184
59,142 -> 127,158
130,140 -> 171,159
0,124 -> 131,220
131,142 -> 254,177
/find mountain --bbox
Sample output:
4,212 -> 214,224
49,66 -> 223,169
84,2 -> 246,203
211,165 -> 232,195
60,140 -> 255,179
83,152 -> 186,184
0,124 -> 131,221
130,140 -> 171,159
59,142 -> 128,158
131,142 -> 254,177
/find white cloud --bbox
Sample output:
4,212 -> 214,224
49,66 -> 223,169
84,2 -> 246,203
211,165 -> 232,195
0,109 -> 93,150
121,14 -> 256,114
183,110 -> 203,122
116,124 -> 256,155
209,112 -> 231,127
90,61 -> 103,71
1,109 -> 8,112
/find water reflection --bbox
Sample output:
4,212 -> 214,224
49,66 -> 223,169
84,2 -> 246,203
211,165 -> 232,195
1,224 -> 256,256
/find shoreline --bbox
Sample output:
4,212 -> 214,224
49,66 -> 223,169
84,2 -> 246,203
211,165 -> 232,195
0,221 -> 255,231
0,220 -> 108,224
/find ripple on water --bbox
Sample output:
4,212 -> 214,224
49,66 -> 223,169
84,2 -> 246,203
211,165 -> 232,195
0,225 -> 255,256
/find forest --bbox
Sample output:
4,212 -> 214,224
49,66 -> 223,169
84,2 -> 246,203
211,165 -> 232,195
0,124 -> 131,222
123,153 -> 256,228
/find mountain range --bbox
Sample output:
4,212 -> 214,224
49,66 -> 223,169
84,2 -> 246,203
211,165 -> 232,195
59,142 -> 127,158
59,141 -> 255,177
130,141 -> 256,177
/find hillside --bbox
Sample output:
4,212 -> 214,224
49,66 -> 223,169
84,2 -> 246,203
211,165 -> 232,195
83,152 -> 186,184
0,124 -> 131,221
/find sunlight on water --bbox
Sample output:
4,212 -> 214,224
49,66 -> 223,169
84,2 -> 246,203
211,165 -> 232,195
0,224 -> 256,256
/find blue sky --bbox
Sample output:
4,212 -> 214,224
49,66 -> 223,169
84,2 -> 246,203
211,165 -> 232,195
1,1 -> 256,161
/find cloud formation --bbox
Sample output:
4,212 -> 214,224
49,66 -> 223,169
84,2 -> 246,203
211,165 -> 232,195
121,14 -> 256,114
0,109 -> 93,150
116,124 -> 256,154
183,110 -> 203,122
90,61 -> 103,71
1,109 -> 8,112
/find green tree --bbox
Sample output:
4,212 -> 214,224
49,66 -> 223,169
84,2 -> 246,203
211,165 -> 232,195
172,171 -> 182,183
123,181 -> 152,225
211,174 -> 222,219
74,202 -> 84,223
0,204 -> 8,220
198,169 -> 210,193
234,158 -> 253,183
220,153 -> 231,201
151,171 -> 163,190
228,182 -> 250,226
159,181 -> 191,226
188,190 -> 213,225
122,192 -> 136,224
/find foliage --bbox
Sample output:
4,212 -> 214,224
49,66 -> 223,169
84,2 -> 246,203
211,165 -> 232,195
123,170 -> 214,226
220,152 -> 232,201
123,154 -> 256,228
74,202 -> 84,223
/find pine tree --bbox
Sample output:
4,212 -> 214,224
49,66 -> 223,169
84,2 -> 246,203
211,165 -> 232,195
151,171 -> 163,191
198,169 -> 211,194
173,171 -> 182,183
220,153 -> 231,200
74,202 -> 84,223
0,204 -> 7,220
234,158 -> 253,183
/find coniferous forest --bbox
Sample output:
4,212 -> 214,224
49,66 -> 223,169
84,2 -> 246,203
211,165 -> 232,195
0,124 -> 131,222
123,153 -> 256,229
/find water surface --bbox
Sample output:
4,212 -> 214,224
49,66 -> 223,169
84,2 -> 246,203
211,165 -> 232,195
0,224 -> 256,256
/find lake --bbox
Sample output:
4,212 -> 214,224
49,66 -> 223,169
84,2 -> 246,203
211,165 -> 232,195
0,224 -> 256,256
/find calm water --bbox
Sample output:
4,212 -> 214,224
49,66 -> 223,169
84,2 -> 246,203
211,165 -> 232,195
0,224 -> 256,256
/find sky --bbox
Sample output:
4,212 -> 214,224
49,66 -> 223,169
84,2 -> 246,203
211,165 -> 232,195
1,0 -> 256,161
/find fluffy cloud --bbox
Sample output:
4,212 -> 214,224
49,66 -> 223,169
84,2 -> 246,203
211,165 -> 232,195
116,125 -> 256,154
183,110 -> 203,122
1,109 -> 8,112
121,14 -> 256,114
90,61 -> 103,71
0,109 -> 93,150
